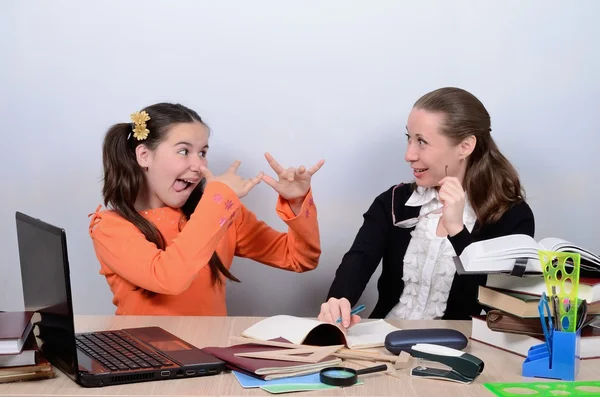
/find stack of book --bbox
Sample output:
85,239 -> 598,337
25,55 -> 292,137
469,275 -> 600,360
0,311 -> 55,383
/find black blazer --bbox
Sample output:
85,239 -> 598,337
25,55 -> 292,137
326,182 -> 535,320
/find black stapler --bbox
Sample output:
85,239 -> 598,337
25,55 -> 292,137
409,343 -> 484,384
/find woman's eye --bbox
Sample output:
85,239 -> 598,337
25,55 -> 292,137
178,149 -> 188,155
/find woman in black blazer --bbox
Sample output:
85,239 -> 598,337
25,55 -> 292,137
318,87 -> 535,328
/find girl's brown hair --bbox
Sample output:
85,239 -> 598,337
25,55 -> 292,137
101,103 -> 239,297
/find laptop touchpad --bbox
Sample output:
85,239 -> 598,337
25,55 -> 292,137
124,326 -> 222,366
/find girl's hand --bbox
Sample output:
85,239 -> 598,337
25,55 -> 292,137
201,161 -> 262,198
261,152 -> 325,202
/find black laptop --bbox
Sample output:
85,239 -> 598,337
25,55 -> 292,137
15,211 -> 226,387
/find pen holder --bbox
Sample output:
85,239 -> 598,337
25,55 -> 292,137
521,328 -> 581,381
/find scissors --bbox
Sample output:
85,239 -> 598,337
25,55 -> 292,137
538,292 -> 554,357
576,299 -> 588,331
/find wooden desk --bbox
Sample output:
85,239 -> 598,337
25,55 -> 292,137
1,316 -> 596,396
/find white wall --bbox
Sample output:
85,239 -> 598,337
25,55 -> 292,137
1,0 -> 599,317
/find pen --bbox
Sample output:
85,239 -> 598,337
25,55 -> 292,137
335,304 -> 366,324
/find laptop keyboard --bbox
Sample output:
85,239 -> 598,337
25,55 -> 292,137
76,330 -> 174,372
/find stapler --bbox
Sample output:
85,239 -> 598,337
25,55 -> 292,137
409,343 -> 484,384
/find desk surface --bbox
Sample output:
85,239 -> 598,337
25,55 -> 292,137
1,316 -> 596,396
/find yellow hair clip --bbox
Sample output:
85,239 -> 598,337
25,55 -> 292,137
130,110 -> 151,140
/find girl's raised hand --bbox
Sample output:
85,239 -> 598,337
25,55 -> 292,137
201,161 -> 263,198
260,152 -> 325,201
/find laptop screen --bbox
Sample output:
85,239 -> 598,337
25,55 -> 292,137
16,212 -> 79,382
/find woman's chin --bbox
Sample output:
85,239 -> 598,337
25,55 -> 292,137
414,179 -> 437,189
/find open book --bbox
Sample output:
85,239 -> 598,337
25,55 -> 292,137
454,234 -> 600,275
241,315 -> 400,350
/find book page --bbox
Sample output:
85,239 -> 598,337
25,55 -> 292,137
345,320 -> 400,349
460,236 -> 536,267
540,237 -> 600,258
471,234 -> 538,256
459,234 -> 541,272
539,237 -> 600,268
242,316 -> 401,349
539,237 -> 572,251
241,315 -> 332,345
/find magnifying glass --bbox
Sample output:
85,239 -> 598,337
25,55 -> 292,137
319,364 -> 388,387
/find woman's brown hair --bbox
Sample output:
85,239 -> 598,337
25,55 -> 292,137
414,87 -> 525,224
101,103 -> 239,297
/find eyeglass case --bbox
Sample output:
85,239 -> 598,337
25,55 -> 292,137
384,328 -> 468,355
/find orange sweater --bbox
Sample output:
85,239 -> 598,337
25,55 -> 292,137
88,181 -> 320,316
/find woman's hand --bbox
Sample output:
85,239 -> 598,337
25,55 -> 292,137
438,176 -> 466,236
318,297 -> 361,330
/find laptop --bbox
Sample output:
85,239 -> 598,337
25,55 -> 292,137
15,211 -> 226,388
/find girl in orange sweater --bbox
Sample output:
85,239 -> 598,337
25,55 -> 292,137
89,103 -> 324,315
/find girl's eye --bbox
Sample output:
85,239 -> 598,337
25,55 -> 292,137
178,149 -> 189,155
199,151 -> 207,158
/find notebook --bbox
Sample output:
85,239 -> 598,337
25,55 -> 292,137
202,338 -> 341,380
0,332 -> 39,368
241,315 -> 400,349
0,311 -> 34,355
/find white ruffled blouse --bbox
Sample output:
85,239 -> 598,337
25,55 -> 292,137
385,186 -> 477,320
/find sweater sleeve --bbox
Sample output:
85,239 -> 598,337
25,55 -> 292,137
233,189 -> 320,272
326,191 -> 391,306
88,181 -> 241,295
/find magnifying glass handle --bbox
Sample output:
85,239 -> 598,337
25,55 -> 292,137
355,364 -> 388,376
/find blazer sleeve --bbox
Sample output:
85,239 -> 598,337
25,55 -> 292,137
89,181 -> 241,295
233,189 -> 320,272
448,200 -> 536,255
327,191 -> 391,306
443,200 -> 536,320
